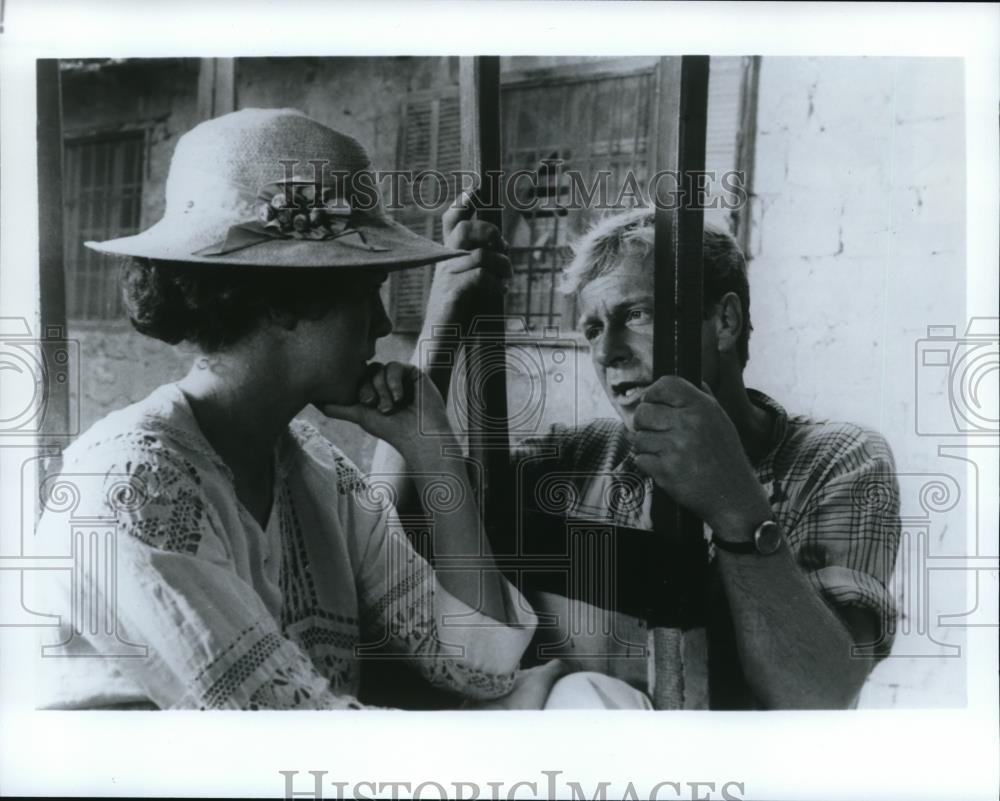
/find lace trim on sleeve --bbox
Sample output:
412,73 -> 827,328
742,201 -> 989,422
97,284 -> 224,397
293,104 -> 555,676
182,620 -> 376,710
360,554 -> 517,700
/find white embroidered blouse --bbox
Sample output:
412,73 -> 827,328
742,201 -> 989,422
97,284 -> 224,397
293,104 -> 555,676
34,383 -> 536,710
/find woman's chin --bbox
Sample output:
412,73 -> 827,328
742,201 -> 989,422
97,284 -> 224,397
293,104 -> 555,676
309,386 -> 357,410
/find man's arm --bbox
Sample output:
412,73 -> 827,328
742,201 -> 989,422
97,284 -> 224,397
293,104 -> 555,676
633,377 -> 898,709
712,528 -> 880,709
371,193 -> 511,514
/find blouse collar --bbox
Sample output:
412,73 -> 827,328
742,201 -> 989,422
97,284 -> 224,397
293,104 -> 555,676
144,383 -> 297,482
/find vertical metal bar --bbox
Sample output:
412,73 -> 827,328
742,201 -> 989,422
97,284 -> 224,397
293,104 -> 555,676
36,59 -> 70,467
197,58 -> 217,120
649,56 -> 711,708
524,227 -> 534,326
427,97 -> 441,241
81,143 -> 95,319
63,144 -> 78,319
105,140 -> 123,318
213,58 -> 237,116
458,57 -> 513,557
547,213 -> 559,325
675,58 -> 709,391
197,58 -> 237,120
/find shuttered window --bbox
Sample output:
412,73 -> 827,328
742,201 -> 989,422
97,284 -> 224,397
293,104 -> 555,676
390,57 -> 758,335
63,132 -> 146,320
704,56 -> 759,249
390,94 -> 461,333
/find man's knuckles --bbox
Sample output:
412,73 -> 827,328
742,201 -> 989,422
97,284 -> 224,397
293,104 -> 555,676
643,375 -> 707,405
642,375 -> 681,401
448,219 -> 503,250
633,401 -> 673,430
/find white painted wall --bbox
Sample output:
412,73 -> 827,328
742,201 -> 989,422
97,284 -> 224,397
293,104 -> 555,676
745,57 -> 969,707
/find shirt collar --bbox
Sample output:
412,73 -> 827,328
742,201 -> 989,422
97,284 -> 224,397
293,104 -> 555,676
746,388 -> 790,495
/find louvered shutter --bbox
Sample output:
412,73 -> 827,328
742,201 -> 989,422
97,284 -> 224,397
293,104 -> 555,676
389,93 -> 461,333
705,56 -> 756,242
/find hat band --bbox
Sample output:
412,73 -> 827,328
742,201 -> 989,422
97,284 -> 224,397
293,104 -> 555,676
192,179 -> 390,257
192,215 -> 390,257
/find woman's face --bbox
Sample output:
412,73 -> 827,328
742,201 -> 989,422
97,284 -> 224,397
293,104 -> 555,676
296,270 -> 393,405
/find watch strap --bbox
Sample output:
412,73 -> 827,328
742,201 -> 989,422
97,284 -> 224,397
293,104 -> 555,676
712,519 -> 782,555
710,533 -> 757,554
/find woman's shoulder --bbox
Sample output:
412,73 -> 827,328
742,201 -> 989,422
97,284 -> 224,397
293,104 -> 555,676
42,385 -> 228,555
57,384 -> 226,521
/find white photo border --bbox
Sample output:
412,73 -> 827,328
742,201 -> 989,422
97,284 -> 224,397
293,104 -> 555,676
1,2 -> 997,799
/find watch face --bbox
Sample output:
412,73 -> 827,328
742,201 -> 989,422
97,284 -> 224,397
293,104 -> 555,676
755,521 -> 783,555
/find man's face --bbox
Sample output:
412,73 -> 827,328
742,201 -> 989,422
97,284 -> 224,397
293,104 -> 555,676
578,255 -> 656,431
578,255 -> 718,431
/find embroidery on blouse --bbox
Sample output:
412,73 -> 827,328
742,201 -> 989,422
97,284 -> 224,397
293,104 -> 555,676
85,430 -> 208,555
245,649 -> 364,711
277,481 -> 320,626
276,476 -> 360,693
365,567 -> 517,699
199,628 -> 284,708
188,619 -> 364,710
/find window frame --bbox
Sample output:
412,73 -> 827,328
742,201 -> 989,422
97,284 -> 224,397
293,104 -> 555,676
389,57 -> 760,343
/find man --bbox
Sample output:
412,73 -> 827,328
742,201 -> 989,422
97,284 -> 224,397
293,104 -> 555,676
375,202 -> 901,710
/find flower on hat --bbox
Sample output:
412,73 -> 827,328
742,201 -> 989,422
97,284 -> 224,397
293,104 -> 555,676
194,179 -> 387,257
256,182 -> 354,240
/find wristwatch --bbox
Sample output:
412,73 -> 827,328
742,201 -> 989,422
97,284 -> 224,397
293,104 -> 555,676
713,519 -> 783,556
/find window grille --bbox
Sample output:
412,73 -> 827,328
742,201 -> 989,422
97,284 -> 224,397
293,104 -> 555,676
390,57 -> 757,335
62,132 -> 145,320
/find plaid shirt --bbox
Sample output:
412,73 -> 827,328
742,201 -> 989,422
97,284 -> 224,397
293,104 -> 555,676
512,389 -> 901,707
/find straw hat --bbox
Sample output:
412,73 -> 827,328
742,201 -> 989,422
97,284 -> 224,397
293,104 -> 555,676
86,108 -> 464,270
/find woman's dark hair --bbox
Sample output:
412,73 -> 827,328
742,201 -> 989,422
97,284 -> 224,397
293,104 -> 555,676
120,257 -> 367,352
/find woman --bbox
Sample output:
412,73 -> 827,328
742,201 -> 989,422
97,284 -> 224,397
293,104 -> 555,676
34,108 -> 551,709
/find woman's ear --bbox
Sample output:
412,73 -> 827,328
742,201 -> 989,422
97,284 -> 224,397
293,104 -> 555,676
715,291 -> 745,357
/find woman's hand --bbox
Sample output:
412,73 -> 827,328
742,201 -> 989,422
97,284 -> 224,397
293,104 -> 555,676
320,362 -> 453,459
462,660 -> 569,710
424,193 -> 513,332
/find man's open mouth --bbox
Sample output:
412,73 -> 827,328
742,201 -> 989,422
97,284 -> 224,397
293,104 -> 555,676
611,381 -> 649,406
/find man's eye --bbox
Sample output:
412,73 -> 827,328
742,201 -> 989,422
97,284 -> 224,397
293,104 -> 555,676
583,324 -> 602,341
626,308 -> 653,326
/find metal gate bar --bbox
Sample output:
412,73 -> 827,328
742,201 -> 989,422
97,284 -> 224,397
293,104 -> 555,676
649,56 -> 711,707
458,57 -> 515,562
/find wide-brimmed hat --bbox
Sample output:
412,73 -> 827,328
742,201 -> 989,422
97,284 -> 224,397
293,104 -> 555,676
86,108 -> 465,270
